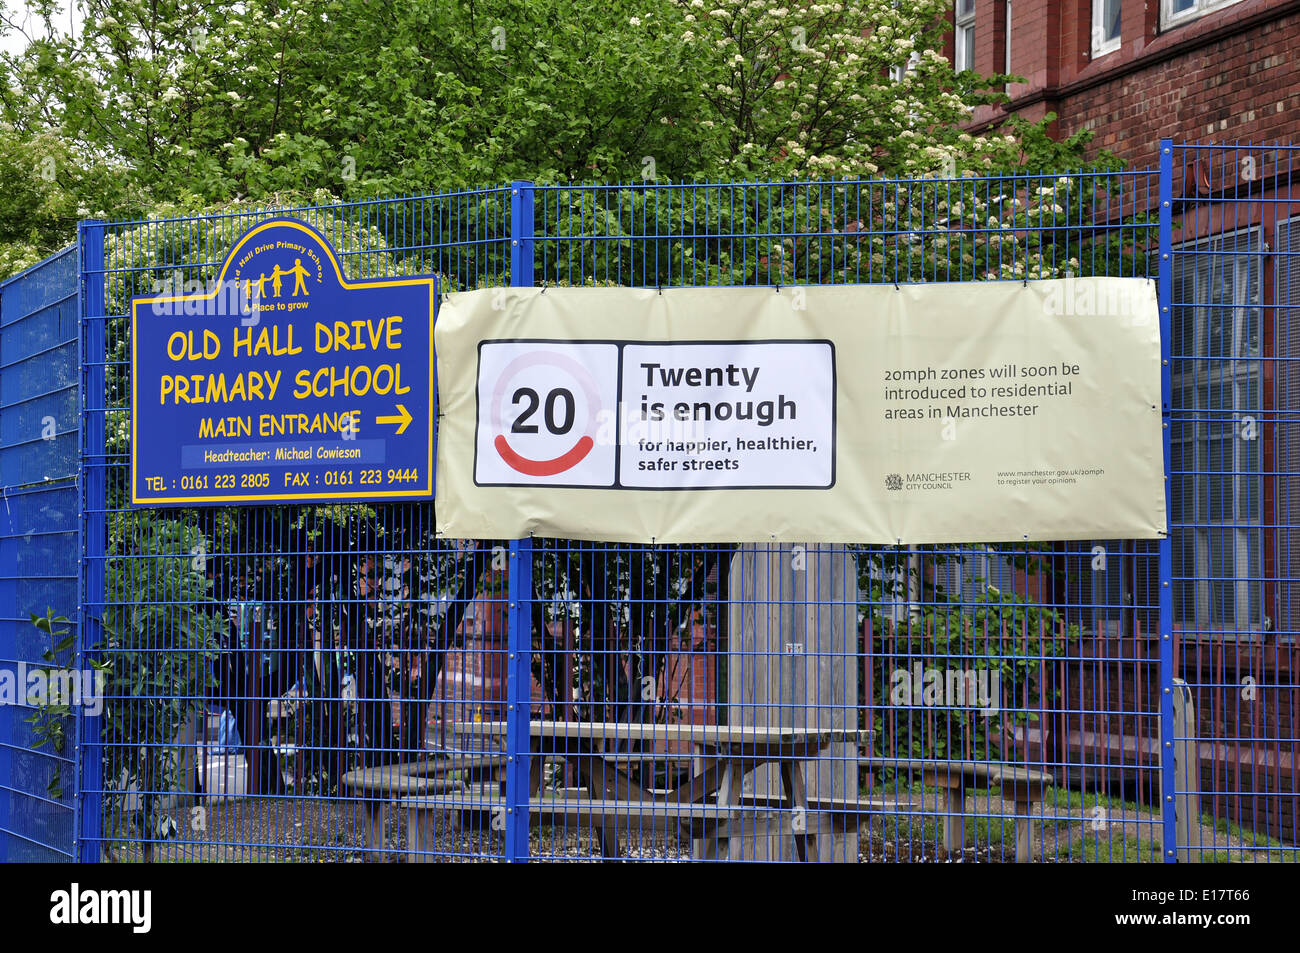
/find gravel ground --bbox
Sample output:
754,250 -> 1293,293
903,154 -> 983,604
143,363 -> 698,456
114,794 -> 1017,862
110,786 -> 1286,862
113,796 -> 689,862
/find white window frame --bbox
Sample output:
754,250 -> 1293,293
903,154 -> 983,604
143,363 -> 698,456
1090,540 -> 1126,616
954,0 -> 976,72
1004,1 -> 1012,75
1091,0 -> 1122,57
1161,0 -> 1241,30
933,546 -> 1014,603
889,49 -> 921,83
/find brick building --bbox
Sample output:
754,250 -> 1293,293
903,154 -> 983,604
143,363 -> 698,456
947,1 -> 1300,843
955,0 -> 1300,164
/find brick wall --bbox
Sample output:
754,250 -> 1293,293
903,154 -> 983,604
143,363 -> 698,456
963,1 -> 1300,169
1059,18 -> 1300,170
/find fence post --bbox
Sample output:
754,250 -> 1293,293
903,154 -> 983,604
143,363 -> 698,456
1157,140 -> 1178,863
1170,678 -> 1200,862
504,182 -> 536,862
0,272 -> 10,864
77,219 -> 107,862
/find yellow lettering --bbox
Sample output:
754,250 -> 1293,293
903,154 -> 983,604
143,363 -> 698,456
167,332 -> 187,361
352,365 -> 372,396
314,317 -> 404,354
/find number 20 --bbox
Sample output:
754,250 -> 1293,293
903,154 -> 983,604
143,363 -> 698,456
511,387 -> 575,435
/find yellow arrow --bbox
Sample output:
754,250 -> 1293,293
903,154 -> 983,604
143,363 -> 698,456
375,403 -> 413,435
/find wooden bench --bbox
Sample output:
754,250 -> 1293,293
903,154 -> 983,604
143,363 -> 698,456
403,785 -> 718,841
339,754 -> 508,862
863,757 -> 1053,862
736,793 -> 903,839
408,789 -> 847,845
444,721 -> 867,860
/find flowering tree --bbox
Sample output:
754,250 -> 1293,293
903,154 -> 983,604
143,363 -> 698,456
1,1 -> 1138,792
670,0 -> 1019,179
0,0 -> 1123,278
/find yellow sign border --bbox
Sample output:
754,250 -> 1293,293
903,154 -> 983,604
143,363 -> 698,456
129,217 -> 436,506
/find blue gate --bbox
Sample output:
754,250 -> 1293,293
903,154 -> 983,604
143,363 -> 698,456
0,246 -> 81,861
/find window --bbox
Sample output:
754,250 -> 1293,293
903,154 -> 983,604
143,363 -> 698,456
872,552 -> 914,624
1171,227 -> 1264,631
954,0 -> 975,72
1161,0 -> 1241,29
932,547 -> 1019,602
1276,216 -> 1300,638
1066,539 -> 1160,638
889,49 -> 921,83
1092,0 -> 1121,56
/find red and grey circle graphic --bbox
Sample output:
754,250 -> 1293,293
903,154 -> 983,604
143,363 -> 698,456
477,343 -> 618,485
490,350 -> 600,475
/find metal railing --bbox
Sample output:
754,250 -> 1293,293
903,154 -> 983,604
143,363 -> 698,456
0,141 -> 1290,861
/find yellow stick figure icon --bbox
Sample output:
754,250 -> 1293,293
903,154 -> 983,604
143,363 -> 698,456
270,265 -> 284,298
288,258 -> 310,296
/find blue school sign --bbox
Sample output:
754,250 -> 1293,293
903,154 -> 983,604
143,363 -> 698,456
130,217 -> 436,506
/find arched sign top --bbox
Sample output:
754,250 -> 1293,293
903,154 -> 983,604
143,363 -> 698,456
129,216 -> 437,507
211,217 -> 411,292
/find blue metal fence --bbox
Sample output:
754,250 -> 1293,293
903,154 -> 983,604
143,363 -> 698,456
0,141 -> 1286,862
1168,142 -> 1300,860
79,191 -> 514,862
0,246 -> 81,861
515,169 -> 1166,863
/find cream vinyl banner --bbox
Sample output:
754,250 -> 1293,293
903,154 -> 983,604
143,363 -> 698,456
434,280 -> 1166,544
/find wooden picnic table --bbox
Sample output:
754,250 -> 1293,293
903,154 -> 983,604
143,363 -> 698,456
455,720 -> 869,860
340,753 -> 509,862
